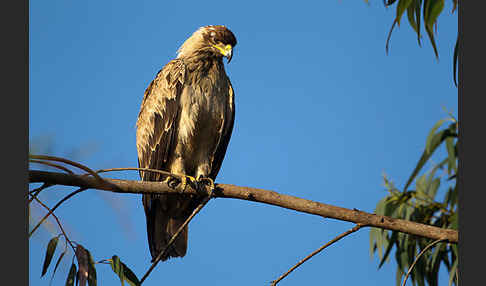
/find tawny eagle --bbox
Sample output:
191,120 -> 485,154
136,25 -> 237,262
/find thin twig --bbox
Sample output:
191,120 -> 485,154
401,238 -> 448,286
30,195 -> 76,252
30,154 -> 103,181
28,183 -> 53,203
94,167 -> 183,180
271,223 -> 366,286
29,187 -> 88,237
29,159 -> 75,174
140,195 -> 212,284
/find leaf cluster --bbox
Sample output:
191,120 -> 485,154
370,117 -> 458,286
39,236 -> 141,285
382,0 -> 459,86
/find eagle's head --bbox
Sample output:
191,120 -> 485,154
177,25 -> 237,63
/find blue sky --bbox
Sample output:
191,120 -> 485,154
29,0 -> 458,285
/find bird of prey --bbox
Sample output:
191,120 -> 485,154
136,25 -> 237,262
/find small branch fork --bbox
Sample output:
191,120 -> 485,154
270,223 -> 367,286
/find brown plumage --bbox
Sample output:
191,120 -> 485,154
136,25 -> 237,262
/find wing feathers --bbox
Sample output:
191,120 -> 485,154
136,60 -> 185,181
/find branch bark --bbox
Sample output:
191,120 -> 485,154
29,170 -> 458,243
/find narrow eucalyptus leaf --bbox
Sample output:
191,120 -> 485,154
425,19 -> 439,58
446,137 -> 457,174
65,263 -> 77,286
379,231 -> 398,268
396,262 -> 404,286
448,258 -> 458,286
122,262 -> 141,286
407,4 -> 418,33
453,35 -> 459,86
416,0 -> 422,45
370,227 -> 378,257
425,118 -> 448,154
425,0 -> 444,27
396,0 -> 414,25
86,249 -> 97,286
42,236 -> 59,277
50,251 -> 66,285
427,178 -> 440,199
386,20 -> 398,54
75,245 -> 89,286
110,255 -> 124,285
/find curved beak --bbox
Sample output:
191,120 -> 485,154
225,48 -> 233,63
213,44 -> 234,63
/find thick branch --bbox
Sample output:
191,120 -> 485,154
29,170 -> 458,243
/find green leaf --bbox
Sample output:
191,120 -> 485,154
121,262 -> 141,286
448,257 -> 458,286
425,118 -> 450,154
379,231 -> 398,268
375,197 -> 387,216
424,0 -> 444,28
453,34 -> 459,86
396,0 -> 414,25
75,245 -> 89,286
65,263 -> 77,286
415,0 -> 422,46
426,177 -> 440,199
386,20 -> 398,54
404,119 -> 454,192
423,0 -> 444,58
414,256 -> 426,286
449,211 -> 458,230
110,256 -> 124,286
405,205 -> 414,221
415,174 -> 427,196
406,0 -> 420,42
50,251 -> 66,285
42,236 -> 59,277
370,227 -> 379,257
384,199 -> 400,218
86,249 -> 97,286
377,229 -> 385,260
396,266 -> 404,286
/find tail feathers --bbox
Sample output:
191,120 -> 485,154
143,194 -> 189,262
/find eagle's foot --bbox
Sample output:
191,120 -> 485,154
166,175 -> 197,193
196,175 -> 216,197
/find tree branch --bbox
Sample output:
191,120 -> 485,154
29,170 -> 458,243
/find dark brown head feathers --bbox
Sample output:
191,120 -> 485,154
177,25 -> 237,59
202,25 -> 237,47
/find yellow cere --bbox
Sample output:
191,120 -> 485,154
213,44 -> 232,56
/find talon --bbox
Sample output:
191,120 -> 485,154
164,176 -> 180,189
196,176 -> 215,197
179,176 -> 187,192
180,175 -> 197,192
165,175 -> 195,192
